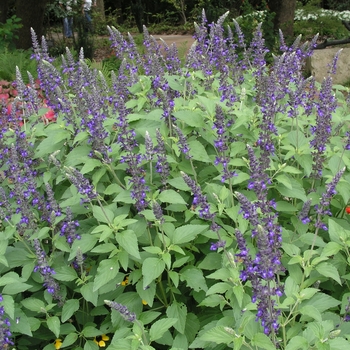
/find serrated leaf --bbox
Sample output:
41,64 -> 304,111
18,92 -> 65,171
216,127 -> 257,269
10,310 -> 32,336
299,305 -> 322,322
301,292 -> 340,312
276,179 -> 307,201
61,332 -> 79,347
92,205 -> 114,224
149,318 -> 178,341
54,266 -> 78,282
180,266 -> 207,292
47,316 -> 60,338
2,295 -> 14,319
173,110 -> 205,128
251,333 -> 276,350
82,326 -> 102,337
321,242 -> 342,257
81,159 -> 102,174
199,325 -> 234,344
158,190 -> 186,205
315,262 -> 341,284
275,174 -> 292,189
166,302 -> 187,334
81,283 -> 98,306
93,257 -> 119,292
84,340 -> 99,350
62,299 -> 80,323
142,258 -> 165,288
171,224 -> 208,245
2,282 -> 32,294
0,272 -> 21,286
187,140 -> 211,162
139,311 -> 161,325
116,229 -> 140,259
21,298 -> 46,313
328,218 -> 350,245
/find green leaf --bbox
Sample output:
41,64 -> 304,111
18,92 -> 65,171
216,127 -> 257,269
65,145 -> 90,166
166,302 -> 187,334
93,257 -> 119,292
301,292 -> 341,312
158,190 -> 186,205
328,218 -> 350,245
188,140 -> 211,162
92,205 -> 114,224
69,235 -> 98,260
299,305 -> 322,322
21,298 -> 46,313
315,262 -> 341,284
198,325 -> 234,344
276,178 -> 307,201
275,174 -> 292,189
82,326 -> 102,337
321,242 -> 342,257
173,110 -> 205,128
142,257 -> 165,288
180,266 -> 207,292
149,318 -> 178,342
139,311 -> 161,325
2,282 -> 32,294
251,333 -> 276,350
81,159 -> 102,174
61,332 -> 79,347
171,224 -> 208,245
54,266 -> 78,282
0,272 -> 21,286
2,295 -> 14,319
275,201 -> 298,212
116,229 -> 141,259
62,299 -> 80,323
10,310 -> 33,336
84,340 -> 99,350
81,283 -> 98,306
197,252 -> 222,270
47,316 -> 60,338
91,224 -> 114,242
285,336 -> 309,350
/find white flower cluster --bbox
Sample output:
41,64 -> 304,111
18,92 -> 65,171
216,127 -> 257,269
236,9 -> 350,22
295,9 -> 350,21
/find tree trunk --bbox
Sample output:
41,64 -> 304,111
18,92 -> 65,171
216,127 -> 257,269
0,0 -> 9,24
268,0 -> 296,40
15,0 -> 47,50
95,0 -> 105,21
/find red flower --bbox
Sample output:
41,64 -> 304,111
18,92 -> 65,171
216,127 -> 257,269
346,207 -> 350,214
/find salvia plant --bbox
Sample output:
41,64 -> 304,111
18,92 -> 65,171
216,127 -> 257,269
2,9 -> 350,350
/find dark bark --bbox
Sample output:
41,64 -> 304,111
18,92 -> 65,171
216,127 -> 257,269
14,0 -> 47,50
315,20 -> 350,49
268,0 -> 296,40
95,0 -> 105,21
0,0 -> 9,24
131,0 -> 144,33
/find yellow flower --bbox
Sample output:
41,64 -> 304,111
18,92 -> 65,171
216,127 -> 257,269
54,339 -> 62,350
142,299 -> 148,305
93,334 -> 110,347
121,276 -> 129,286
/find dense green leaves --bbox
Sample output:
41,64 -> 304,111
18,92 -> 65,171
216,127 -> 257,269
2,12 -> 350,350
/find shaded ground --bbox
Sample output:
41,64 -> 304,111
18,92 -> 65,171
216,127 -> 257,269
48,31 -> 195,61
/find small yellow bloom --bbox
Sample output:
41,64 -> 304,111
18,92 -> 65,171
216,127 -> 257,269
54,339 -> 62,350
121,276 -> 129,286
93,334 -> 110,348
142,299 -> 148,305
